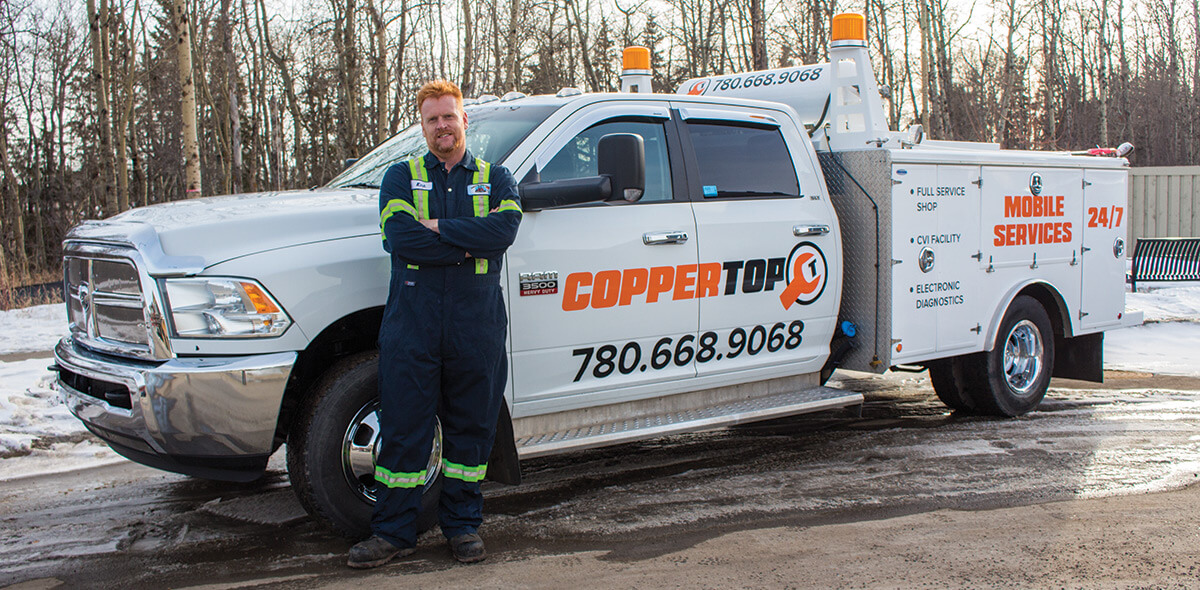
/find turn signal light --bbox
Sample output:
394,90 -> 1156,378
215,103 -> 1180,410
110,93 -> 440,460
241,281 -> 281,314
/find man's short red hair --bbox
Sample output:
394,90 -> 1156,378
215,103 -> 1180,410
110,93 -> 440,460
416,80 -> 464,112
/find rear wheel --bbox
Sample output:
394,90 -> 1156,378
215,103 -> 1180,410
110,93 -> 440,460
966,295 -> 1055,417
287,351 -> 442,539
927,358 -> 977,413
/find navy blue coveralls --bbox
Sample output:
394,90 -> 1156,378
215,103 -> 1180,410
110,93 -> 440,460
375,150 -> 522,549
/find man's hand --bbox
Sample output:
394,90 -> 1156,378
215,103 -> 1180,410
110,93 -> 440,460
419,219 -> 440,233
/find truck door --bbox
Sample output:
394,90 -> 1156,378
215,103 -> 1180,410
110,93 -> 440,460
505,104 -> 699,413
1079,168 -> 1129,330
677,105 -> 841,378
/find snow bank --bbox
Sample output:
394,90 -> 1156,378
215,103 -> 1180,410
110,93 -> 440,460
1126,285 -> 1200,323
0,357 -> 118,481
0,303 -> 69,355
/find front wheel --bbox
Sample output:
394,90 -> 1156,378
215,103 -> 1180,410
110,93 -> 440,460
287,351 -> 442,539
966,295 -> 1055,417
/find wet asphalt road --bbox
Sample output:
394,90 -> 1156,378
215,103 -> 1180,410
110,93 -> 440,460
3,370 -> 1200,589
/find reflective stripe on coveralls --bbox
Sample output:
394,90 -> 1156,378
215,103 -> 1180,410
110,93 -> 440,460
471,158 -> 491,274
378,158 -> 432,269
442,459 -> 487,482
375,466 -> 428,489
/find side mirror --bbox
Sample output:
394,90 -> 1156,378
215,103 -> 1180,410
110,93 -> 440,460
344,158 -> 358,170
597,133 -> 645,202
519,133 -> 647,211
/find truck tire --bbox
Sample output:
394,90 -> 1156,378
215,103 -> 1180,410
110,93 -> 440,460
287,351 -> 442,539
966,295 -> 1055,417
926,358 -> 977,413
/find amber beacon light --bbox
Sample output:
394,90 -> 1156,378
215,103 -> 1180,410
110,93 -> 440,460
620,46 -> 653,93
830,13 -> 866,45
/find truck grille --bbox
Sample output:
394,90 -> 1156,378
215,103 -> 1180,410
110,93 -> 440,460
64,253 -> 153,358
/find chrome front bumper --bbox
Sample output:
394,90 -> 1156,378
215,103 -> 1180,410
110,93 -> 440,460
54,336 -> 296,481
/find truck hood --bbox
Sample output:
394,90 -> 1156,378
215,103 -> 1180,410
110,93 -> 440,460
69,188 -> 380,275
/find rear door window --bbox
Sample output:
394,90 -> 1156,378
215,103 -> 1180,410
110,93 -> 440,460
684,122 -> 799,199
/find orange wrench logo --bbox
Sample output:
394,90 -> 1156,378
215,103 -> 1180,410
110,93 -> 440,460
779,242 -> 827,310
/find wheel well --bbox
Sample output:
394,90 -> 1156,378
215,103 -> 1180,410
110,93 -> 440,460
1015,283 -> 1069,338
273,307 -> 383,449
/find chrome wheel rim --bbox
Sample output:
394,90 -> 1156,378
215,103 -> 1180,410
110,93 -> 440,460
1003,320 -> 1043,396
342,401 -> 442,503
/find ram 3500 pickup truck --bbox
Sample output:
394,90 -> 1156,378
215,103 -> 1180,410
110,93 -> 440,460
55,13 -> 1136,536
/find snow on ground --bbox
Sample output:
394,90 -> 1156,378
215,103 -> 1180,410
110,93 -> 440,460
0,357 -> 119,481
0,303 -> 69,355
1107,284 -> 1200,377
0,285 -> 1196,481
0,304 -> 118,480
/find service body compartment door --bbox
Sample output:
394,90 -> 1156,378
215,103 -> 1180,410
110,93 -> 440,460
1079,168 -> 1129,330
978,166 -> 1084,335
678,104 -> 840,377
505,103 -> 699,411
890,163 -> 981,361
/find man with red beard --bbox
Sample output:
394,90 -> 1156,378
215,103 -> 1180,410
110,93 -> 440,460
350,80 -> 521,567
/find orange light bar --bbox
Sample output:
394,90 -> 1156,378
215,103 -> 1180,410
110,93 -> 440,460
831,13 -> 866,42
240,281 -> 281,314
623,46 -> 650,71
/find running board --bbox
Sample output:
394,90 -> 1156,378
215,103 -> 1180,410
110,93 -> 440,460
515,386 -> 862,458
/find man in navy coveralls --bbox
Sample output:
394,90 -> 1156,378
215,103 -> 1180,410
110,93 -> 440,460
349,80 -> 522,568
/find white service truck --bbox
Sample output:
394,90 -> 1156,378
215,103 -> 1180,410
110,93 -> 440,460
54,14 -> 1139,537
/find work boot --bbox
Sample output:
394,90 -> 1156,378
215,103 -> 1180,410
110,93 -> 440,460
347,535 -> 415,569
448,533 -> 486,563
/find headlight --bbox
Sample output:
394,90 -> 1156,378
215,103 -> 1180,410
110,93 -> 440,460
164,278 -> 291,338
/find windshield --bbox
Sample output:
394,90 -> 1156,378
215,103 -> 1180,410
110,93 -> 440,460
328,104 -> 559,188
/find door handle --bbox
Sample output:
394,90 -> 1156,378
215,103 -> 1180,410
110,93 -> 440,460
643,231 -> 689,245
793,224 -> 830,237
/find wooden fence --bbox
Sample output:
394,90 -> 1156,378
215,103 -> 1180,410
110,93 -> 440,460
1128,166 -> 1200,243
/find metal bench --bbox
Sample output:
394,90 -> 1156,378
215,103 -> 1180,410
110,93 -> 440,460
1130,237 -> 1200,292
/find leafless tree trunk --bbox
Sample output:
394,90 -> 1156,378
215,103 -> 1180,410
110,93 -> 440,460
173,0 -> 202,197
366,0 -> 389,144
114,1 -> 136,212
750,0 -> 766,70
504,0 -> 521,91
460,0 -> 474,94
88,0 -> 118,214
220,0 -> 242,193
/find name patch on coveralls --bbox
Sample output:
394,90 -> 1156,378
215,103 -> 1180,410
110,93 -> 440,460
411,180 -> 433,191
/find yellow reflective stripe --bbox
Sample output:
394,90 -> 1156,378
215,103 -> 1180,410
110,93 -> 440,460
472,195 -> 489,218
472,193 -> 490,274
409,158 -> 429,220
407,264 -> 419,269
380,199 -> 418,242
442,459 -> 487,482
495,199 -> 521,214
380,199 -> 418,224
375,466 -> 427,488
472,158 -> 490,184
409,157 -> 428,181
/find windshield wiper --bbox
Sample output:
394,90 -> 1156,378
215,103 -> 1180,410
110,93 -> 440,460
343,183 -> 380,189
